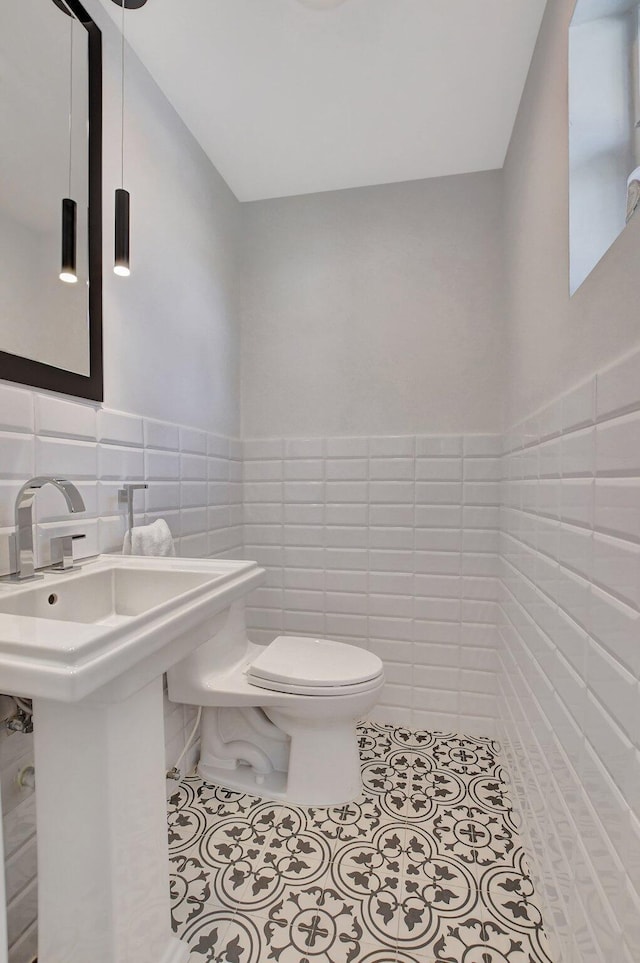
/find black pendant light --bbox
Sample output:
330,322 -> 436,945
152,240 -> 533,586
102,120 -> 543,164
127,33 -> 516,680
114,188 -> 130,276
60,14 -> 77,284
60,198 -> 77,283
113,0 -> 132,275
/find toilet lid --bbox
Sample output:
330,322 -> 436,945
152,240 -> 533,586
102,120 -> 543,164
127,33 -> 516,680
247,636 -> 384,689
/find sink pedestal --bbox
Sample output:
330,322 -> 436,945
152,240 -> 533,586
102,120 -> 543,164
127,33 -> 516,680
0,555 -> 265,962
33,677 -> 187,963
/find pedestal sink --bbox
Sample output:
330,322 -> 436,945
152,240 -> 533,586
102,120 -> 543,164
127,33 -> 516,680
0,555 -> 264,963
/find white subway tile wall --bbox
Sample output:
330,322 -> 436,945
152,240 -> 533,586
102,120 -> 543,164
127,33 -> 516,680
3,344 -> 640,963
500,345 -> 640,963
242,433 -> 502,735
0,381 -> 242,961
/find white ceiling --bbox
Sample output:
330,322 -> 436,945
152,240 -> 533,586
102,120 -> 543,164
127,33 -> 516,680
98,0 -> 547,202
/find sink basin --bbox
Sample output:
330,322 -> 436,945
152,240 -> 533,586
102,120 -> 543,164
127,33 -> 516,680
0,566 -> 219,623
0,554 -> 264,701
0,553 -> 265,963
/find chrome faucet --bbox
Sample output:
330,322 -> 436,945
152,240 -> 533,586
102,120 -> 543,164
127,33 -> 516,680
1,477 -> 86,583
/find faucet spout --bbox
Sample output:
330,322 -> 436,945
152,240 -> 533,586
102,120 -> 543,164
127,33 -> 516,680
15,477 -> 86,520
4,477 -> 86,582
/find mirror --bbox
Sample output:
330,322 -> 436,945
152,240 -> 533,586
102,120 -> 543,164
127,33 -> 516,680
0,0 -> 103,401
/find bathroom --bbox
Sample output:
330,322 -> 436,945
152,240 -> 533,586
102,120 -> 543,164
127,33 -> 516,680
0,0 -> 638,960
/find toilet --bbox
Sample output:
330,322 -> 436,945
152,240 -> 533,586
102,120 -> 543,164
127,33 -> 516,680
167,602 -> 384,805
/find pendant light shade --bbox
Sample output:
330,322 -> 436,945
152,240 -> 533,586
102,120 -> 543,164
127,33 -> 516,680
114,0 -> 132,276
60,198 -> 77,284
114,188 -> 130,276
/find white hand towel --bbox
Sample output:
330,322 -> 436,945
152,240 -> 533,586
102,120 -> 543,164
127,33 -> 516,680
122,518 -> 176,557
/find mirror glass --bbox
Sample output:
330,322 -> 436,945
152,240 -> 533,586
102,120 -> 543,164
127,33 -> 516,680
0,0 -> 102,400
569,0 -> 640,294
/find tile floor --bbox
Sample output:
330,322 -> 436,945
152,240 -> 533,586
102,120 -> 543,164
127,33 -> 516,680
167,723 -> 555,963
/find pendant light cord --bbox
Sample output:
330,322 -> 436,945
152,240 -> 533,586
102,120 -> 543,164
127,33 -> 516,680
68,13 -> 74,197
121,0 -> 126,189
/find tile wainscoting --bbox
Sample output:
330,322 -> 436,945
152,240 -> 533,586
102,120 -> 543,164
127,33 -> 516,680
499,345 -> 640,963
0,378 -> 242,963
4,340 -> 640,962
242,433 -> 502,735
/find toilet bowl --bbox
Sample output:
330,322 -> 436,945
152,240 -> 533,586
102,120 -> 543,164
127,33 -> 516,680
167,602 -> 384,805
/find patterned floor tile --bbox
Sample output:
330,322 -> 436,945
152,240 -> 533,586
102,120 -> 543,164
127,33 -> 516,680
168,776 -> 199,811
358,949 -> 421,963
264,824 -> 332,868
402,823 -> 479,896
259,801 -> 334,864
168,722 -> 556,963
429,736 -> 502,778
170,850 -> 226,931
430,915 -> 551,963
478,849 -> 554,963
430,804 -> 517,881
233,852 -> 330,915
357,722 -> 396,761
168,780 -> 265,856
329,821 -> 405,894
329,823 -> 480,951
388,726 -> 443,752
199,806 -> 273,866
259,879 -> 367,962
169,800 -> 211,853
196,783 -> 264,820
172,805 -> 278,916
466,770 -> 514,811
306,793 -> 390,846
361,749 -> 467,822
182,908 -> 262,962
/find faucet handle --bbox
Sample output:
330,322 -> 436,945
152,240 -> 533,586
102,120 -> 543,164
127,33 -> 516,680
50,533 -> 86,572
118,483 -> 148,500
118,483 -> 149,532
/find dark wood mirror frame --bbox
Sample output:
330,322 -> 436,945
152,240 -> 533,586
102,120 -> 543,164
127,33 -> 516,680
0,0 -> 103,402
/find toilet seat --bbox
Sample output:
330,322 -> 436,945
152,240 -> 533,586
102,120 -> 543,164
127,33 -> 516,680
246,635 -> 384,696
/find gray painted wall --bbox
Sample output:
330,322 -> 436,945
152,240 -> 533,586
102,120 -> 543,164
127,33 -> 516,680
504,0 -> 640,424
240,172 -> 506,439
87,0 -> 242,437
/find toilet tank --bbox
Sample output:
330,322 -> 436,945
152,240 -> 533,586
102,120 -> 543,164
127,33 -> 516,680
166,600 -> 250,704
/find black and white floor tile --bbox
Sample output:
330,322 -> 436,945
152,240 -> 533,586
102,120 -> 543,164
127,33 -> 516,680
167,723 -> 555,963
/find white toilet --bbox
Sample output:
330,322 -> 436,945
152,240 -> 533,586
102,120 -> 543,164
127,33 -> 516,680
167,602 -> 384,805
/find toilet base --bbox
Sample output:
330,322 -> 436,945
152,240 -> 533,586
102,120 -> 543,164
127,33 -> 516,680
198,758 -> 288,799
197,703 -> 367,806
266,708 -> 363,806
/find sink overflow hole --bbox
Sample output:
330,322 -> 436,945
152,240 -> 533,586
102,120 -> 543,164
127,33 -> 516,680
48,594 -> 58,605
